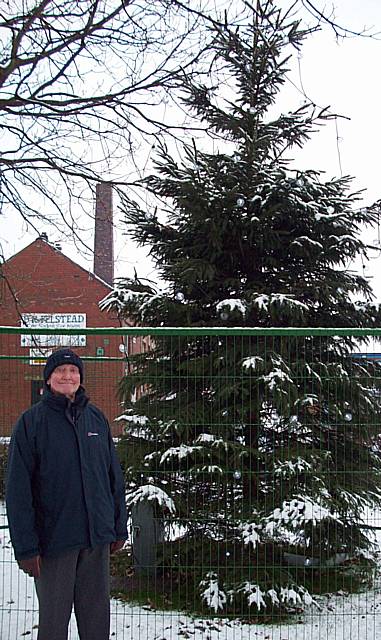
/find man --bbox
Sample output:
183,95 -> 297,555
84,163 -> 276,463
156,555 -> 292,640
6,348 -> 127,640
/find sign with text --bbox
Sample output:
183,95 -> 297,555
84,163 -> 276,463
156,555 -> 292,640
29,348 -> 53,365
21,313 -> 87,347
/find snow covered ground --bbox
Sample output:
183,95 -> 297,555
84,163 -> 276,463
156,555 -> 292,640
2,507 -> 381,639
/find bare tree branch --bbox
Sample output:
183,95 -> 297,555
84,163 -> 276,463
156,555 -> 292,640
0,0 -> 216,246
2,0 -> 377,256
301,0 -> 381,39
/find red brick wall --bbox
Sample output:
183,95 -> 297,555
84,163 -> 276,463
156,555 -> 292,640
0,239 -> 142,437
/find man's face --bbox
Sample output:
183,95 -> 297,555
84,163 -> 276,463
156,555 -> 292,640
47,364 -> 81,400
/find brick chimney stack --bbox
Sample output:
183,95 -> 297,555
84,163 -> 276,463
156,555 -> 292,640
94,182 -> 114,286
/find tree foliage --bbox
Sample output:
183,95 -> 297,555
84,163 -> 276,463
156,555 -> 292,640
1,0 -> 379,246
103,0 -> 381,616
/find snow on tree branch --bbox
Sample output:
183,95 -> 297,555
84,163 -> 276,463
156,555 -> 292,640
199,572 -> 227,612
126,484 -> 176,514
160,444 -> 202,465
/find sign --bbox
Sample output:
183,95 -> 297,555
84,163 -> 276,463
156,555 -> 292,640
29,348 -> 52,365
20,313 -> 87,347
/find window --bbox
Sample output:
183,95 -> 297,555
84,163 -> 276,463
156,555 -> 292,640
31,380 -> 44,404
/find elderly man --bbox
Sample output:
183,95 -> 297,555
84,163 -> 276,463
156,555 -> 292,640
6,348 -> 127,640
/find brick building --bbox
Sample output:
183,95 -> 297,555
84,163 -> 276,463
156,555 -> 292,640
0,184 -> 141,436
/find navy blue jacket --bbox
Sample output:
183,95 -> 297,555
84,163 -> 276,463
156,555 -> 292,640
6,387 -> 127,560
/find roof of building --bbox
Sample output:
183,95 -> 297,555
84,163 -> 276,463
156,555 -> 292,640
3,237 -> 113,291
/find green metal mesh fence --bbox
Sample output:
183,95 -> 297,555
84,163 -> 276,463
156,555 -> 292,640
1,327 -> 381,639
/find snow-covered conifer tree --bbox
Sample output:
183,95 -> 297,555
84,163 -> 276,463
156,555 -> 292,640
102,0 -> 381,616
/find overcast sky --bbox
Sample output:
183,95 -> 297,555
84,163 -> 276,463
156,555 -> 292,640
278,0 -> 381,299
2,0 -> 381,299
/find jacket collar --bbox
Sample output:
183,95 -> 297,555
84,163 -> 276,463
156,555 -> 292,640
42,385 -> 89,412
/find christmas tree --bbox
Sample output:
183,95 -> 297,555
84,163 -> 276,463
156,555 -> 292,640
103,0 -> 381,617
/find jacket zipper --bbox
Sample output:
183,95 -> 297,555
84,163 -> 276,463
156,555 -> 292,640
65,400 -> 93,547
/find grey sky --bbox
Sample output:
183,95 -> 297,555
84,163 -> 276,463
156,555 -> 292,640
1,0 -> 381,298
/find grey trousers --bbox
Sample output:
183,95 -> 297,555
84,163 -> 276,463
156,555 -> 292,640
34,545 -> 110,640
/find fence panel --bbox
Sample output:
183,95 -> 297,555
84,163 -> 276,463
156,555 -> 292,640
1,327 -> 381,639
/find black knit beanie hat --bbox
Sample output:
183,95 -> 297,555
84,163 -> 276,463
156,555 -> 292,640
44,348 -> 84,384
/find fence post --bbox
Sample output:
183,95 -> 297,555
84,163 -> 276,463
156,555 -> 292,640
131,502 -> 164,576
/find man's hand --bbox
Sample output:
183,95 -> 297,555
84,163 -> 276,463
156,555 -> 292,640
18,556 -> 41,578
110,540 -> 125,554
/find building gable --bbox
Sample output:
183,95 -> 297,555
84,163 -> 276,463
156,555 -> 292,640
1,238 -> 115,323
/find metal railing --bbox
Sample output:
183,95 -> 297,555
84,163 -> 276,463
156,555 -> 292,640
1,326 -> 381,639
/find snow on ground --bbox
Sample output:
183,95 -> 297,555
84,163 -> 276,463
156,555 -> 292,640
2,508 -> 381,639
